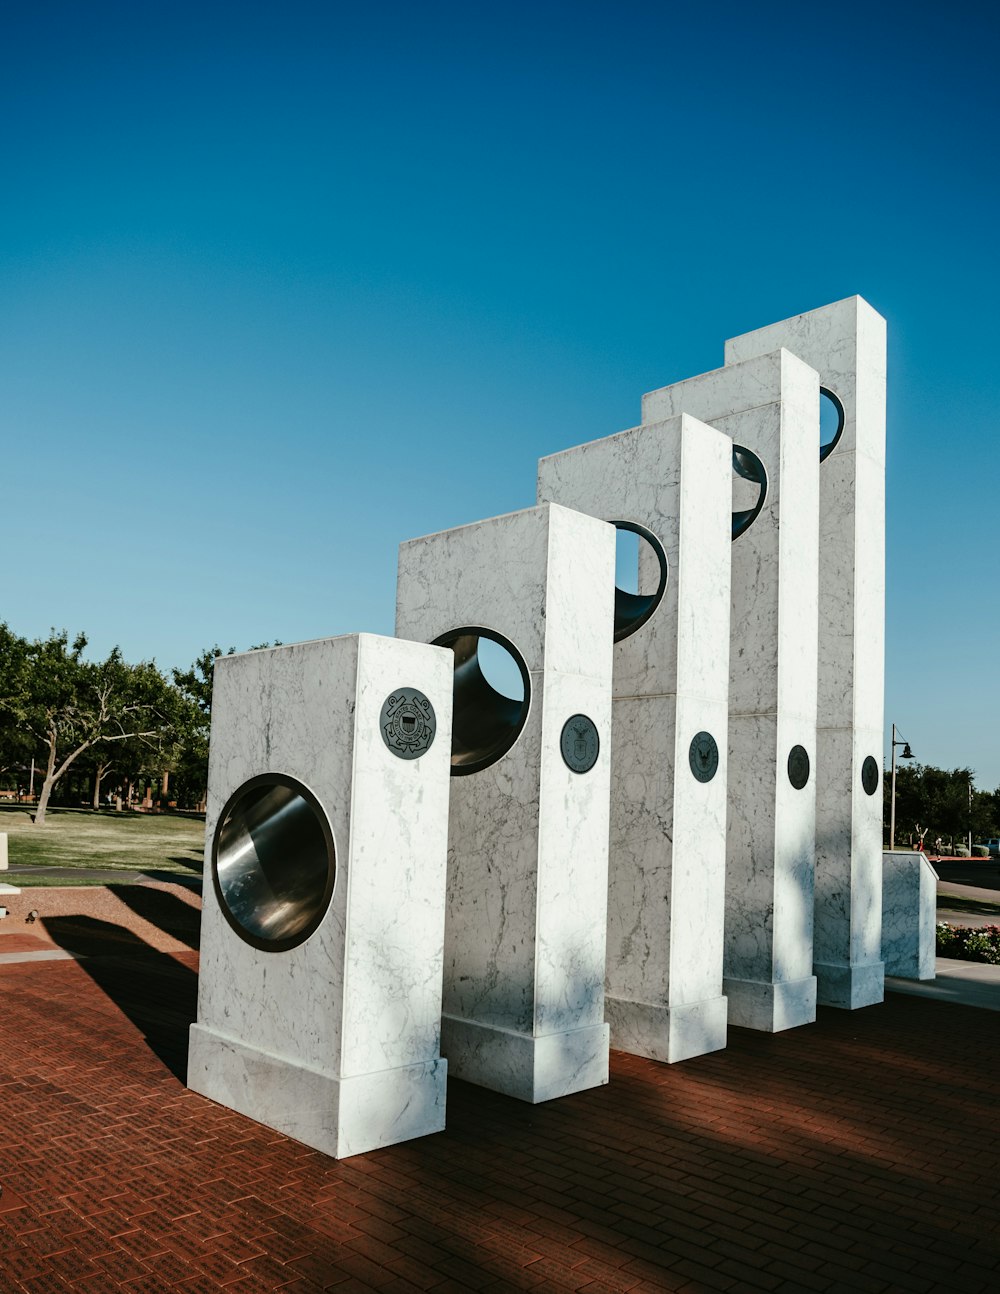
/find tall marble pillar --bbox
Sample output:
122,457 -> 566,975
188,633 -> 453,1158
724,298 -> 886,1009
536,414 -> 732,1062
642,350 -> 820,1032
396,502 -> 616,1102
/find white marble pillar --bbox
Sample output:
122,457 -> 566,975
724,298 -> 886,1009
396,502 -> 615,1103
0,831 -> 17,896
536,415 -> 732,1062
188,633 -> 453,1159
882,851 -> 936,982
642,350 -> 820,1033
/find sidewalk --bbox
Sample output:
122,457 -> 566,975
2,887 -> 1000,1292
886,957 -> 1000,1012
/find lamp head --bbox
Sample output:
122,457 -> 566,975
902,744 -> 914,760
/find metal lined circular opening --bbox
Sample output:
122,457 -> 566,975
432,627 -> 531,777
820,387 -> 846,462
612,520 -> 668,641
212,774 -> 336,952
731,445 -> 768,541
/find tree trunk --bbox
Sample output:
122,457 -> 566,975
32,736 -> 59,827
33,734 -> 94,827
92,761 -> 111,810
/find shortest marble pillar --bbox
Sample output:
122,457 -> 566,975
397,502 -> 615,1103
882,851 -> 937,981
0,832 -> 17,894
189,633 -> 453,1158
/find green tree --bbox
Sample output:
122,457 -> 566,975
171,642 -> 280,808
5,629 -> 177,826
885,762 -> 1000,849
0,624 -> 33,785
972,787 -> 1000,842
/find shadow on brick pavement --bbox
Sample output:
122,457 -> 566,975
1,917 -> 999,1294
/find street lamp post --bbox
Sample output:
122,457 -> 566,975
968,772 -> 973,857
889,723 -> 914,851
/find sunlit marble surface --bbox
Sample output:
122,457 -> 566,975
537,414 -> 732,1062
882,851 -> 936,981
642,350 -> 820,1032
396,502 -> 615,1102
726,298 -> 886,1010
0,831 -> 15,895
188,633 -> 453,1157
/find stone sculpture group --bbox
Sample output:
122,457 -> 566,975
188,296 -> 923,1159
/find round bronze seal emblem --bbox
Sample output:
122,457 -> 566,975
861,755 -> 880,796
788,745 -> 810,790
560,714 -> 600,774
380,688 -> 436,760
689,731 -> 719,783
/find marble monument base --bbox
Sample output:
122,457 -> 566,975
0,884 -> 20,895
189,1024 -> 447,1159
882,850 -> 937,982
814,960 -> 884,1009
441,1015 -> 609,1104
723,974 -> 816,1033
605,994 -> 728,1065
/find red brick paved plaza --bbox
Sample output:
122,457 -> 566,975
1,889 -> 999,1293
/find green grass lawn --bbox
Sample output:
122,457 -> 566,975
0,805 -> 204,884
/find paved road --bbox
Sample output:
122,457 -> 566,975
933,858 -> 1000,888
936,873 -> 1000,930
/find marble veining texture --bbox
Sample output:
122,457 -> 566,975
439,1016 -> 609,1104
189,633 -> 453,1157
882,851 -> 936,981
0,834 -> 17,894
537,416 -> 732,1062
725,298 -> 886,1009
396,502 -> 616,1101
642,352 -> 820,1033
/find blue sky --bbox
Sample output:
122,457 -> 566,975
3,1 -> 998,786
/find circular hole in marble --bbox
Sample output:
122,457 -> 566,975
612,521 -> 668,642
820,387 -> 846,462
432,627 -> 531,776
212,774 -> 336,952
731,445 -> 768,541
477,637 -> 526,702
